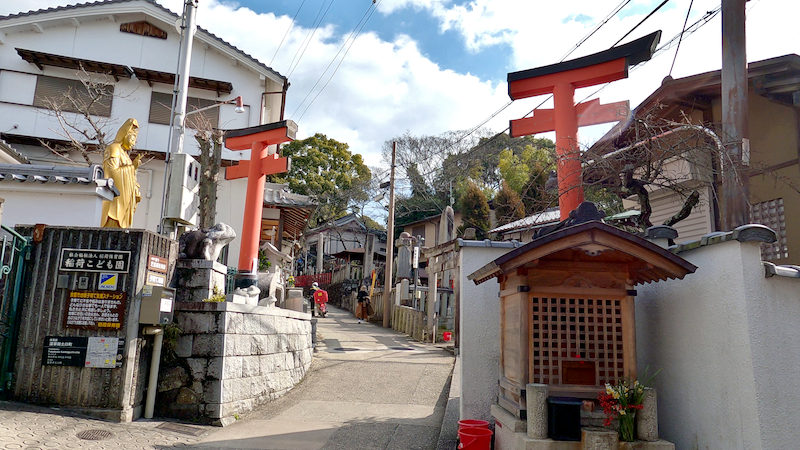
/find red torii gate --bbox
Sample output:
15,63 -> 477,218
224,120 -> 297,289
507,31 -> 661,218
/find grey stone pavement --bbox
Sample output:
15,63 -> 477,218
0,304 -> 455,449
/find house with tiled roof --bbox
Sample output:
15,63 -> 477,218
0,0 -> 290,264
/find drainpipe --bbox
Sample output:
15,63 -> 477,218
142,326 -> 164,419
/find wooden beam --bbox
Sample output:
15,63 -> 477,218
621,295 -> 637,379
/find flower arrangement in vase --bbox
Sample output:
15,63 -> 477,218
597,379 -> 646,442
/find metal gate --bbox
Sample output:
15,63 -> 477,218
0,225 -> 30,397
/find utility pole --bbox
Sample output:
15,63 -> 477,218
382,141 -> 396,328
159,0 -> 198,237
721,0 -> 750,229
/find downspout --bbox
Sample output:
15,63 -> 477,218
142,326 -> 164,419
260,79 -> 289,122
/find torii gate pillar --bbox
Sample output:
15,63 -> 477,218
224,120 -> 297,289
507,31 -> 661,218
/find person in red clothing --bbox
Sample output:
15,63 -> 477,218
311,282 -> 328,317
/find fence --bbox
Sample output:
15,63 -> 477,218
0,225 -> 30,396
294,272 -> 331,287
391,304 -> 426,342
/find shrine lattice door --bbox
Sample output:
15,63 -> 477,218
529,295 -> 625,388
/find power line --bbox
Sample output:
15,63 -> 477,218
561,0 -> 633,61
669,0 -> 694,76
269,0 -> 308,67
297,1 -> 380,121
612,0 -> 670,46
286,0 -> 336,78
292,1 -> 377,118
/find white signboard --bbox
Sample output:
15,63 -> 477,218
85,336 -> 120,369
413,246 -> 420,269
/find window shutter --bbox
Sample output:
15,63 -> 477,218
148,92 -> 219,129
33,75 -> 113,117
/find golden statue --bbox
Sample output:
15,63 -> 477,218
101,118 -> 142,228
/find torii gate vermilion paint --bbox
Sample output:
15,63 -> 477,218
224,120 -> 296,288
507,31 -> 661,218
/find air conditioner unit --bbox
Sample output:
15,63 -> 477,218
164,153 -> 200,226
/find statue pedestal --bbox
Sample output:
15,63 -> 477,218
285,288 -> 305,312
175,260 -> 228,302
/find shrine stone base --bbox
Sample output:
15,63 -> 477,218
175,259 -> 228,302
491,404 -> 675,450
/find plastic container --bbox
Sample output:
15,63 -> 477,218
443,331 -> 452,342
458,419 -> 489,431
458,427 -> 493,449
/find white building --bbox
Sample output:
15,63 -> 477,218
0,0 -> 289,265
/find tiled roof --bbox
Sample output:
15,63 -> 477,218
0,139 -> 30,164
0,163 -> 112,187
491,208 -> 560,234
263,183 -> 315,208
0,0 -> 285,82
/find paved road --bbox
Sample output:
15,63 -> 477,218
194,304 -> 455,449
0,304 -> 454,449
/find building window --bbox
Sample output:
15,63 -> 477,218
751,198 -> 788,260
33,75 -> 114,117
149,91 -> 219,129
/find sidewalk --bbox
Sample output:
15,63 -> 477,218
0,304 -> 455,449
0,400 -> 212,448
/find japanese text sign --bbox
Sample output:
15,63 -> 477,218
59,248 -> 131,273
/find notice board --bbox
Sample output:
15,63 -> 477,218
65,291 -> 126,330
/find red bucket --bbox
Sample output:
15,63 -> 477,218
458,427 -> 492,449
443,331 -> 452,342
458,419 -> 489,431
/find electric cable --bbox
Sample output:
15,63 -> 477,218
297,1 -> 380,121
292,0 -> 377,117
612,0 -> 670,46
286,0 -> 336,78
269,0 -> 308,67
669,0 -> 694,76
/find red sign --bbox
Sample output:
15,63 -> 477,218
64,291 -> 126,330
148,255 -> 168,274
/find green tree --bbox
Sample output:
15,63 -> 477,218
498,144 -> 557,213
270,133 -> 371,226
494,181 -> 526,226
458,181 -> 490,239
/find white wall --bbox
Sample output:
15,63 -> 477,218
1,184 -> 108,228
636,239 -> 800,449
458,244 -> 518,423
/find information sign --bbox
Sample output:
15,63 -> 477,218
146,271 -> 166,286
65,291 -> 126,330
147,255 -> 168,274
85,337 -> 120,368
42,336 -> 124,368
59,248 -> 131,273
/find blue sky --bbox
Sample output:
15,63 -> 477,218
237,0 -> 511,81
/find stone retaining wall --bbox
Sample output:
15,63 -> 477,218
156,301 -> 312,426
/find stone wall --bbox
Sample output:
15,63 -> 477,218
156,301 -> 312,426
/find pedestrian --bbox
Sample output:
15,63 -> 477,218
356,285 -> 370,323
311,282 -> 329,317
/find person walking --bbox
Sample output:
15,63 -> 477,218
311,282 -> 329,317
356,285 -> 370,324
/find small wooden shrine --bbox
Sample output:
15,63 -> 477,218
469,203 -> 696,417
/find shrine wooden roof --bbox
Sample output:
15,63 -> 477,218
469,220 -> 696,286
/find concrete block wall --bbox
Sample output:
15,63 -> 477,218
156,301 -> 312,425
